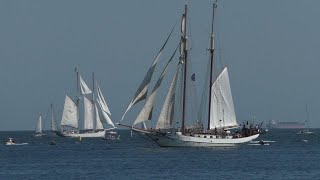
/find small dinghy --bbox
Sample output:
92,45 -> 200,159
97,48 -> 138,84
5,138 -> 28,146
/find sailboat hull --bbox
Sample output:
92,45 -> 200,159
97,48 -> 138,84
145,132 -> 259,147
55,130 -> 105,138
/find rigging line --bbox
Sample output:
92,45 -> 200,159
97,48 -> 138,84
198,57 -> 211,122
134,131 -> 158,147
186,58 -> 199,123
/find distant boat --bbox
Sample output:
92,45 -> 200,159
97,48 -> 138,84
297,105 -> 314,135
56,70 -> 116,138
118,3 -> 259,147
102,130 -> 120,140
34,115 -> 44,137
5,138 -> 16,145
266,120 -> 304,129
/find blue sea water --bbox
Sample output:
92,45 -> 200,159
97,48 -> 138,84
0,129 -> 319,180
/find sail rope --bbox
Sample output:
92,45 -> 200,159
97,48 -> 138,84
186,57 -> 199,127
197,57 -> 211,123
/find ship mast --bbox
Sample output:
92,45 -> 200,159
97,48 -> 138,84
207,2 -> 217,130
92,72 -> 96,129
181,4 -> 188,134
75,67 -> 80,130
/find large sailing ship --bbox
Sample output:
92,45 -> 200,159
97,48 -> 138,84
56,69 -> 116,138
118,3 -> 259,147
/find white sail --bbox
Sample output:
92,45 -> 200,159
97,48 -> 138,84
60,95 -> 78,129
97,99 -> 115,128
51,105 -> 58,131
121,26 -> 175,121
156,67 -> 179,129
80,75 -> 92,95
84,96 -> 94,130
35,116 -> 42,133
210,67 -> 237,129
133,45 -> 178,126
96,83 -> 111,115
95,104 -> 104,130
156,68 -> 179,129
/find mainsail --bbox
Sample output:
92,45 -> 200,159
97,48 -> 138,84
121,25 -> 176,121
84,96 -> 94,130
210,67 -> 237,129
60,95 -> 78,129
35,116 -> 42,133
133,45 -> 179,126
156,66 -> 179,129
80,75 -> 92,95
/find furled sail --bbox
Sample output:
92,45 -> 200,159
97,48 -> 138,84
180,13 -> 187,57
35,116 -> 42,133
95,104 -> 104,130
209,67 -> 237,129
156,66 -> 179,129
133,45 -> 179,126
84,96 -> 94,130
80,75 -> 92,95
121,25 -> 176,121
96,83 -> 111,115
60,95 -> 78,129
181,14 -> 186,35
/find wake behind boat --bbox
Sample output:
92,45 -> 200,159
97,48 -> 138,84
5,138 -> 28,146
297,130 -> 314,135
119,3 -> 259,147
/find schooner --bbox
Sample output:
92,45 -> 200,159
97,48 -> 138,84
56,69 -> 116,138
118,3 -> 259,147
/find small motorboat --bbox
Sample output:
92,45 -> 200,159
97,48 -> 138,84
5,138 -> 16,145
102,131 -> 120,140
297,130 -> 314,135
49,140 -> 56,145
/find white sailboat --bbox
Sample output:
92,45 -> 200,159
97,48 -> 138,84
57,70 -> 116,138
297,104 -> 314,135
34,115 -> 44,137
118,3 -> 259,147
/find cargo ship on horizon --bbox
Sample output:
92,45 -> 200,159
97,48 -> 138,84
266,120 -> 305,129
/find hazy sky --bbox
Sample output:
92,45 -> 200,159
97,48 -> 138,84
1,0 -> 320,131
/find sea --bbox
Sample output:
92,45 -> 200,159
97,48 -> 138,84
0,129 -> 319,180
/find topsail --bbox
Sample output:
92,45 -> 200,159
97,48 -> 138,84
80,75 -> 92,95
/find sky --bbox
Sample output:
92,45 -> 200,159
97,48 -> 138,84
1,0 -> 320,131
